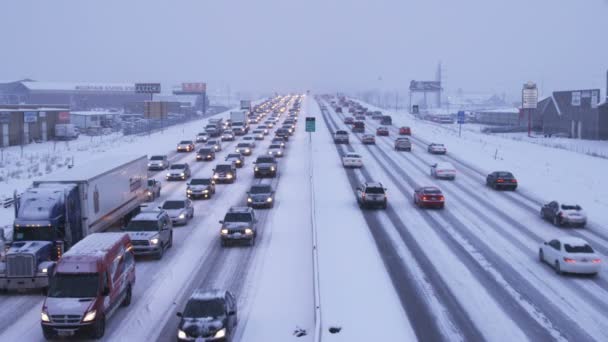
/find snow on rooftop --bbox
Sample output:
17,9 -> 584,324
190,289 -> 226,301
64,232 -> 128,256
21,81 -> 136,92
36,154 -> 146,183
558,236 -> 589,246
476,108 -> 520,114
70,111 -> 121,116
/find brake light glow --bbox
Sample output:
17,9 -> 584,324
592,259 -> 601,264
422,196 -> 428,201
438,196 -> 444,201
563,257 -> 576,264
497,179 -> 504,183
512,179 -> 517,183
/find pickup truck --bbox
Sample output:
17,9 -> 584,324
333,130 -> 350,144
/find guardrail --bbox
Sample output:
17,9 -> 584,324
310,105 -> 322,342
2,195 -> 19,209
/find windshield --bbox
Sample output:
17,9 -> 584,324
346,154 -> 361,158
150,156 -> 164,160
125,220 -> 159,232
564,244 -> 594,253
206,141 -> 217,145
216,165 -> 232,172
561,204 -> 581,210
232,122 -> 243,127
198,149 -> 212,154
224,213 -> 253,222
147,179 -> 155,186
170,164 -> 185,170
180,141 -> 192,144
48,273 -> 99,298
496,172 -> 513,178
227,154 -> 241,159
366,187 -> 385,194
250,186 -> 271,194
190,179 -> 210,185
237,143 -> 249,147
162,201 -> 185,209
423,188 -> 441,194
257,158 -> 275,163
13,226 -> 55,242
197,133 -> 207,136
184,298 -> 225,318
269,145 -> 281,149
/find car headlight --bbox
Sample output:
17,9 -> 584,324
146,190 -> 152,195
82,310 -> 97,322
221,229 -> 229,235
267,197 -> 273,202
214,328 -> 226,338
179,213 -> 186,219
268,151 -> 272,155
187,189 -> 193,193
270,166 -> 275,171
207,155 -> 211,158
181,173 -> 185,177
178,329 -> 187,339
150,238 -> 159,245
41,311 -> 50,322
255,167 -> 259,171
203,189 -> 209,194
227,174 -> 233,179
41,267 -> 48,273
278,151 -> 282,155
148,163 -> 152,167
213,174 -> 219,179
245,228 -> 253,235
166,173 -> 171,177
247,198 -> 253,203
236,160 -> 241,164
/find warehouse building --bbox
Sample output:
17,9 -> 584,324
535,89 -> 602,139
473,108 -> 524,126
0,105 -> 69,147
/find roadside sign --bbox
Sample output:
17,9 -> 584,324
135,83 -> 161,94
457,111 -> 465,124
412,105 -> 419,114
522,82 -> 538,109
305,117 -> 316,132
24,111 -> 38,123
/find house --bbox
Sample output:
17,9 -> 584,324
535,89 -> 602,139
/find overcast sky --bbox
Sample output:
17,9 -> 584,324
1,0 -> 606,99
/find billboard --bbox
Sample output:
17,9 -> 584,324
24,111 -> 38,123
522,82 -> 538,109
58,111 -> 70,122
135,83 -> 161,94
144,101 -> 168,119
409,81 -> 441,91
181,82 -> 206,94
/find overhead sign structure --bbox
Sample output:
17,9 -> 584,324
135,83 -> 161,94
522,82 -> 538,109
181,82 -> 206,93
305,117 -> 316,132
24,111 -> 38,123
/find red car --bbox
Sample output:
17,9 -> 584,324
413,186 -> 445,209
399,126 -> 411,135
376,126 -> 389,136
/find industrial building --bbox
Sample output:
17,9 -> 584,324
0,105 -> 69,147
535,89 -> 603,139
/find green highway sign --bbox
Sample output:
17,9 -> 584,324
305,117 -> 316,132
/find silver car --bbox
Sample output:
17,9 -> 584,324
161,199 -> 194,225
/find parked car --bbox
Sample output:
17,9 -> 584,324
539,237 -> 601,276
148,155 -> 170,170
187,178 -> 216,200
221,130 -> 235,142
427,143 -> 447,154
166,163 -> 191,181
541,201 -> 587,227
195,132 -> 209,143
161,199 -> 194,226
342,153 -> 363,168
225,153 -> 245,168
145,179 -> 161,201
267,144 -> 284,158
206,140 -> 222,152
121,210 -> 173,259
486,171 -> 518,190
196,148 -> 216,161
394,137 -> 412,151
413,186 -> 445,209
399,126 -> 411,135
430,162 -> 456,180
213,163 -> 238,183
254,156 -> 278,178
177,140 -> 195,152
356,182 -> 387,209
247,184 -> 276,209
376,126 -> 389,136
41,233 -> 135,339
219,207 -> 258,246
176,289 -> 238,342
235,142 -> 253,156
361,134 -> 375,144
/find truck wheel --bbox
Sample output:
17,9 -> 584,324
121,285 -> 132,307
92,316 -> 106,339
42,326 -> 54,340
168,233 -> 173,248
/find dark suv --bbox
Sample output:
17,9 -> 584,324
197,148 -> 216,161
213,163 -> 237,184
253,156 -> 278,178
219,207 -> 258,246
176,289 -> 237,342
122,210 -> 173,260
247,184 -> 275,209
356,182 -> 388,209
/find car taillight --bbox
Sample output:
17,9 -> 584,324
497,179 -> 504,183
362,193 -> 366,200
563,257 -> 576,263
592,259 -> 601,264
512,179 -> 517,183
438,196 -> 444,201
422,196 -> 428,200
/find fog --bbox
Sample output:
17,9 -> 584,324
1,0 -> 606,98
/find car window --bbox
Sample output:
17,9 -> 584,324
170,164 -> 185,170
561,204 -> 581,210
224,213 -> 253,222
365,187 -> 385,194
250,185 -> 272,194
150,156 -> 164,160
564,244 -> 594,253
162,201 -> 185,209
257,157 -> 275,163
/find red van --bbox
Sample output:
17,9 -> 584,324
41,233 -> 136,340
